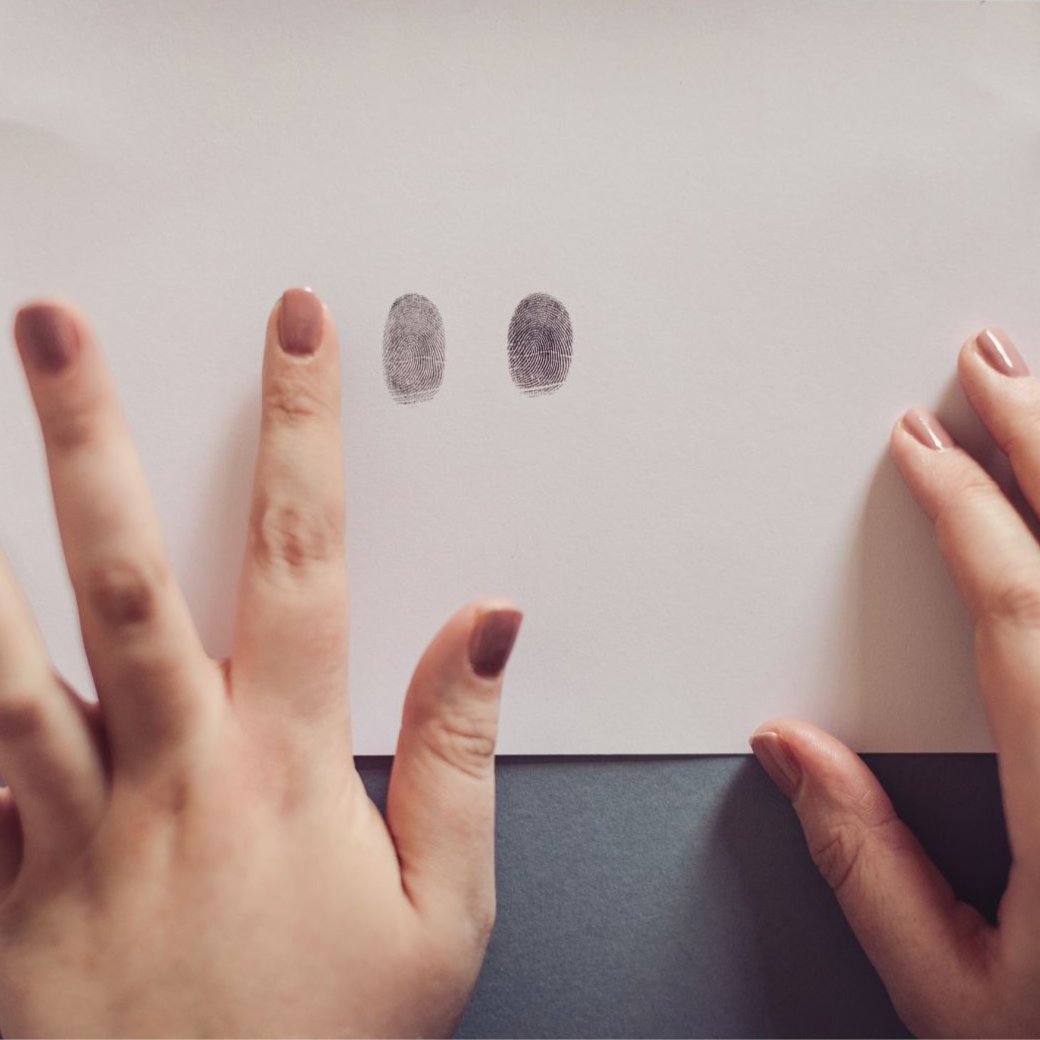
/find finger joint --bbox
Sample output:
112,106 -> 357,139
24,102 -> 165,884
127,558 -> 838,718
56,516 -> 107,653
263,377 -> 330,429
418,713 -> 497,781
809,812 -> 901,897
83,555 -> 168,628
45,409 -> 108,455
250,495 -> 344,577
0,690 -> 49,741
979,576 -> 1040,631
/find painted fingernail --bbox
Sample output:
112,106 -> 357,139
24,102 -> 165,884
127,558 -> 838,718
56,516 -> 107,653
468,608 -> 523,678
975,327 -> 1028,377
279,288 -> 324,356
750,731 -> 802,800
14,304 -> 79,373
901,408 -> 954,451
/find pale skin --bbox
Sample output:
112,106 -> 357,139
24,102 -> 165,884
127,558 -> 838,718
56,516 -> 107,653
0,289 -> 1036,1039
753,327 -> 1040,1037
0,288 -> 522,1037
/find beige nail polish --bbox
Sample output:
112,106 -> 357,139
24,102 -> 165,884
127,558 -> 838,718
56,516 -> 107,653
975,328 -> 1029,377
901,408 -> 954,451
750,731 -> 802,800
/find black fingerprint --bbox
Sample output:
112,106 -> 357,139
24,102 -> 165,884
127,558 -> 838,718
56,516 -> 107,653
507,293 -> 572,396
383,294 -> 446,404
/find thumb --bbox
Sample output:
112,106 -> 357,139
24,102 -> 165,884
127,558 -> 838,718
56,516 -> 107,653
750,719 -> 994,1036
385,599 -> 522,940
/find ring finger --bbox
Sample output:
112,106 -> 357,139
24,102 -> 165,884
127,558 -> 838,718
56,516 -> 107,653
0,545 -> 105,857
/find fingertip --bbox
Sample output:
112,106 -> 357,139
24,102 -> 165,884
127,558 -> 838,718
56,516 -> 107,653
266,286 -> 339,354
888,427 -> 917,501
436,596 -> 521,640
321,299 -> 339,344
956,331 -> 989,389
888,411 -> 929,471
399,598 -> 523,710
752,718 -> 878,797
890,411 -> 912,445
297,287 -> 339,342
470,594 -> 523,613
14,299 -> 74,340
276,285 -> 318,309
749,716 -> 800,742
749,726 -> 802,800
762,718 -> 855,771
13,300 -> 85,375
958,325 -> 1014,361
957,331 -> 979,366
751,716 -> 843,751
467,605 -> 523,680
14,296 -> 71,320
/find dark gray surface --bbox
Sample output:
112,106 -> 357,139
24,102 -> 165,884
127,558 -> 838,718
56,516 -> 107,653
357,755 -> 1008,1039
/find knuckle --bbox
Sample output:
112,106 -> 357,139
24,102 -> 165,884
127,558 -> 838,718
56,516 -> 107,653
955,475 -> 999,508
250,495 -> 344,574
84,554 -> 168,627
147,774 -> 193,817
934,477 -> 995,542
809,822 -> 866,895
809,813 -> 904,897
46,408 -> 104,454
263,375 -> 328,428
1000,398 -> 1040,461
0,689 -> 48,741
980,575 -> 1040,630
419,710 -> 498,780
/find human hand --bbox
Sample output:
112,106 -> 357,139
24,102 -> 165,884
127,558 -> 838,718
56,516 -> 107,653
0,289 -> 521,1037
751,328 -> 1040,1037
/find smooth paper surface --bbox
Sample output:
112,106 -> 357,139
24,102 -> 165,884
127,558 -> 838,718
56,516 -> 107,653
2,1 -> 1038,752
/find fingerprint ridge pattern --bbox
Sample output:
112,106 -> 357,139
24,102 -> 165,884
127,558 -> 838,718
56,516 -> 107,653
507,293 -> 573,397
383,293 -> 445,404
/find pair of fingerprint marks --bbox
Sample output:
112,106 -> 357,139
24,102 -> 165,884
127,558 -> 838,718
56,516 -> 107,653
382,292 -> 573,404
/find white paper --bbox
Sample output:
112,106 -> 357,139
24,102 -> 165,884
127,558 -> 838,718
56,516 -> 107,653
2,0 -> 1038,753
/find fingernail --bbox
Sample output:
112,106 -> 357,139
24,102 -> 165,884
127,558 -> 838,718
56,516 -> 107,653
901,407 -> 954,451
975,327 -> 1028,377
469,608 -> 523,679
278,287 -> 324,356
14,304 -> 79,372
750,731 -> 802,800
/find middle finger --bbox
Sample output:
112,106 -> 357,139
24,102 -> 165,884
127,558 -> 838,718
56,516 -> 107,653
230,289 -> 351,748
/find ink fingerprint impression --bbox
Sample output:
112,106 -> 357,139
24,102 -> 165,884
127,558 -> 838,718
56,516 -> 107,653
383,294 -> 446,404
507,293 -> 573,396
